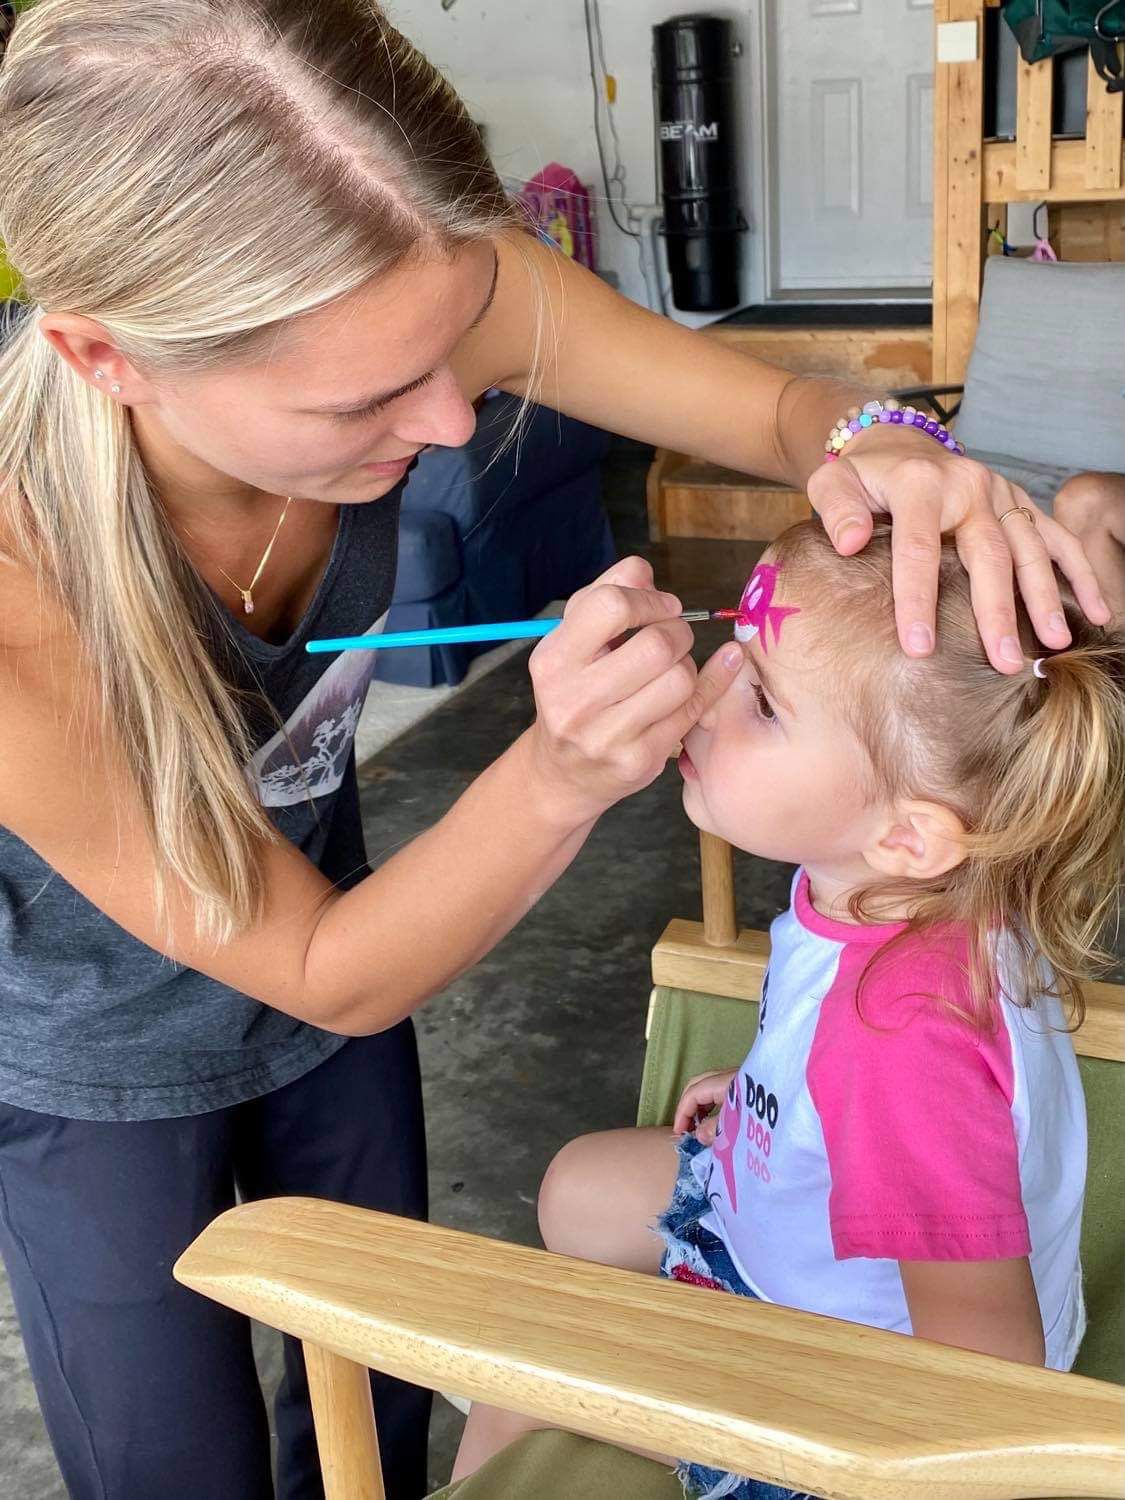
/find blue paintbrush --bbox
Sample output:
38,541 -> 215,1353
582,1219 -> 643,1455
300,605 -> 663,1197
305,608 -> 738,654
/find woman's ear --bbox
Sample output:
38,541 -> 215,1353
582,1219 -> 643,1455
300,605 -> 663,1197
37,313 -> 154,404
863,800 -> 966,881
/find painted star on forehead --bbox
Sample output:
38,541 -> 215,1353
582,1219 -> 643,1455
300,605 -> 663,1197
734,563 -> 800,651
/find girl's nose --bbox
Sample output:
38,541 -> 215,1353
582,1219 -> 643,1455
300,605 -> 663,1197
392,368 -> 478,451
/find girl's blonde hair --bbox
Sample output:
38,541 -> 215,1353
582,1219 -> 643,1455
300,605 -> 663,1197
770,519 -> 1125,1027
0,0 -> 523,941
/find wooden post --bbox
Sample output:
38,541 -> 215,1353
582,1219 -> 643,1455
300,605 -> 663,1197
932,1 -> 986,385
303,1342 -> 385,1500
1015,52 -> 1054,193
1085,47 -> 1124,192
699,832 -> 737,947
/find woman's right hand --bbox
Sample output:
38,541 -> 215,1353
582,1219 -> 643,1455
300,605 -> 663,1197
524,556 -> 743,826
674,1069 -> 739,1143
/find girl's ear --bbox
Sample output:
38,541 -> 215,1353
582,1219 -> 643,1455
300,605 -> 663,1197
863,800 -> 966,881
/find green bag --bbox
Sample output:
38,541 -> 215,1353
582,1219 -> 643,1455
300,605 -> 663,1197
1003,0 -> 1125,91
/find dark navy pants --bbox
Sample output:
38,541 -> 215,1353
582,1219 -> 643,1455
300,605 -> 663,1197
0,1023 -> 431,1500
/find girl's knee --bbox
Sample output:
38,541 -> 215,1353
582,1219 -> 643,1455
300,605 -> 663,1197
537,1133 -> 601,1256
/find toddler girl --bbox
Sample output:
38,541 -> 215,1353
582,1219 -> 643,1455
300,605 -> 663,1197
453,520 -> 1125,1498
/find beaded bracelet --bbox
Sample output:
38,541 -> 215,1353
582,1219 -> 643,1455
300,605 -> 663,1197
822,398 -> 964,463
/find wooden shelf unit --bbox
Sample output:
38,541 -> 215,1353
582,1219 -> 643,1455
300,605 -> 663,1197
934,0 -> 1124,384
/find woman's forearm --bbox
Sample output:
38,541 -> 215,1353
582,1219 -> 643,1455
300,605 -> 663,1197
480,238 -> 872,490
303,730 -> 595,1034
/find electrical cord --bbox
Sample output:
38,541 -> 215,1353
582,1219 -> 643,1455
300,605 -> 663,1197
582,0 -> 640,239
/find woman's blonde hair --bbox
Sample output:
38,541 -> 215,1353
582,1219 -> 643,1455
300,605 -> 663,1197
770,519 -> 1125,1027
0,0 -> 523,941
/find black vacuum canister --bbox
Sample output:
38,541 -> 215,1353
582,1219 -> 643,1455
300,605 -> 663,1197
654,14 -> 741,312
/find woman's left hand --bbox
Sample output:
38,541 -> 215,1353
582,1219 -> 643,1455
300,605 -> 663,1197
807,437 -> 1113,674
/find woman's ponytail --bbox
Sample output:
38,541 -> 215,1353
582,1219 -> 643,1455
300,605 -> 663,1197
0,307 -> 273,942
0,0 -> 521,940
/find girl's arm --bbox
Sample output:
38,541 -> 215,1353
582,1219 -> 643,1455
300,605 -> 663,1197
900,1258 -> 1046,1366
459,232 -> 1109,673
0,558 -> 742,1037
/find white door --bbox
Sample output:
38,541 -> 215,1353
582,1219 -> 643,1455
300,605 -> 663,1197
770,0 -> 934,293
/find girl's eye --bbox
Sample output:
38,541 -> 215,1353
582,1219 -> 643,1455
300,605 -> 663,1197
751,683 -> 776,722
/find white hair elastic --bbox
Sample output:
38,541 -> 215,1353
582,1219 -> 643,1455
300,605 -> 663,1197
1032,658 -> 1047,678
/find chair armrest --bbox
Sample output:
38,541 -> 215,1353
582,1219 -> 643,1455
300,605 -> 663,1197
174,1198 -> 1124,1500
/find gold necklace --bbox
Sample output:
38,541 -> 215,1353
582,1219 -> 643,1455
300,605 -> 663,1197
210,495 -> 294,616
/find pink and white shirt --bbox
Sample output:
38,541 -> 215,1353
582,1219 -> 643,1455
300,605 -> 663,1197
691,872 -> 1087,1370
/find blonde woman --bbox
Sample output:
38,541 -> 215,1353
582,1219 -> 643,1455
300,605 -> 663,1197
0,3 -> 1108,1498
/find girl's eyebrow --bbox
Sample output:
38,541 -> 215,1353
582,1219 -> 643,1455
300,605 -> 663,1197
750,647 -> 793,715
299,248 -> 500,416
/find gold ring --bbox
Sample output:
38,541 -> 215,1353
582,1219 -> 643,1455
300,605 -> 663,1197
997,505 -> 1037,527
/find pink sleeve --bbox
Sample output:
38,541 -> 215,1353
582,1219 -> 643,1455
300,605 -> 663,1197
806,940 -> 1030,1263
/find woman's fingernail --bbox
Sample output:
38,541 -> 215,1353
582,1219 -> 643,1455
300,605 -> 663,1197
907,622 -> 933,654
1048,611 -> 1067,635
1001,635 -> 1024,665
721,645 -> 743,670
833,521 -> 865,550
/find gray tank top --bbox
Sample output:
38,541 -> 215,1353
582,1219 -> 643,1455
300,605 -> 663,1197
0,488 -> 403,1120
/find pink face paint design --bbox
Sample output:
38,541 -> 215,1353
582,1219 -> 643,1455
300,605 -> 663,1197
734,563 -> 800,650
710,1073 -> 741,1213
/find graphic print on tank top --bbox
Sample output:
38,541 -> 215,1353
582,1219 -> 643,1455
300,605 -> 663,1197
246,613 -> 387,808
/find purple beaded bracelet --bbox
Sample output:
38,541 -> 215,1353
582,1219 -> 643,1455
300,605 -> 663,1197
823,398 -> 964,462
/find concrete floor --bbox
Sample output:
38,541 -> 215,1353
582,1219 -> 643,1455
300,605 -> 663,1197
2,445 -> 1119,1496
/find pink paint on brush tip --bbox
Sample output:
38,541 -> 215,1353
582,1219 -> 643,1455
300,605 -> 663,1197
734,564 -> 800,650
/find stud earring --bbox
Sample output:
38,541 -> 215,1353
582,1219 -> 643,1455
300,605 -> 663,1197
110,383 -> 121,395
94,370 -> 104,380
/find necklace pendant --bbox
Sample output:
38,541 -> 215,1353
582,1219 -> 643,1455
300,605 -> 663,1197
242,593 -> 255,615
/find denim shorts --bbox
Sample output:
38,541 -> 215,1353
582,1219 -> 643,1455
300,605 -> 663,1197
656,1134 -> 815,1500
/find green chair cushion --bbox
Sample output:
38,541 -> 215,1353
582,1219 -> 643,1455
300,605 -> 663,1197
432,1429 -> 681,1500
637,986 -> 1123,1386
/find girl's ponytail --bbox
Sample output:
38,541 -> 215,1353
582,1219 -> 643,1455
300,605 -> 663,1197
958,635 -> 1125,1020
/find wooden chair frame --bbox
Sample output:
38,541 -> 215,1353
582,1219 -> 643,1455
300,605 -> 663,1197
175,831 -> 1124,1500
933,0 -> 1125,385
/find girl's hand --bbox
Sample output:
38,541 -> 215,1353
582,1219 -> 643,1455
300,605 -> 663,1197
673,1069 -> 738,1144
808,436 -> 1112,674
524,557 -> 742,827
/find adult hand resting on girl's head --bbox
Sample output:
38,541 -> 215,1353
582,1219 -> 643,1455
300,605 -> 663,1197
805,440 -> 1110,672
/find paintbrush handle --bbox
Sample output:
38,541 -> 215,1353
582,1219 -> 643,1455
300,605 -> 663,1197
306,619 -> 562,653
304,609 -> 727,654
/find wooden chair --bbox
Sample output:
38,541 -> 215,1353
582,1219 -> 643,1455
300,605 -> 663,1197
175,831 -> 1124,1500
933,0 -> 1125,386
